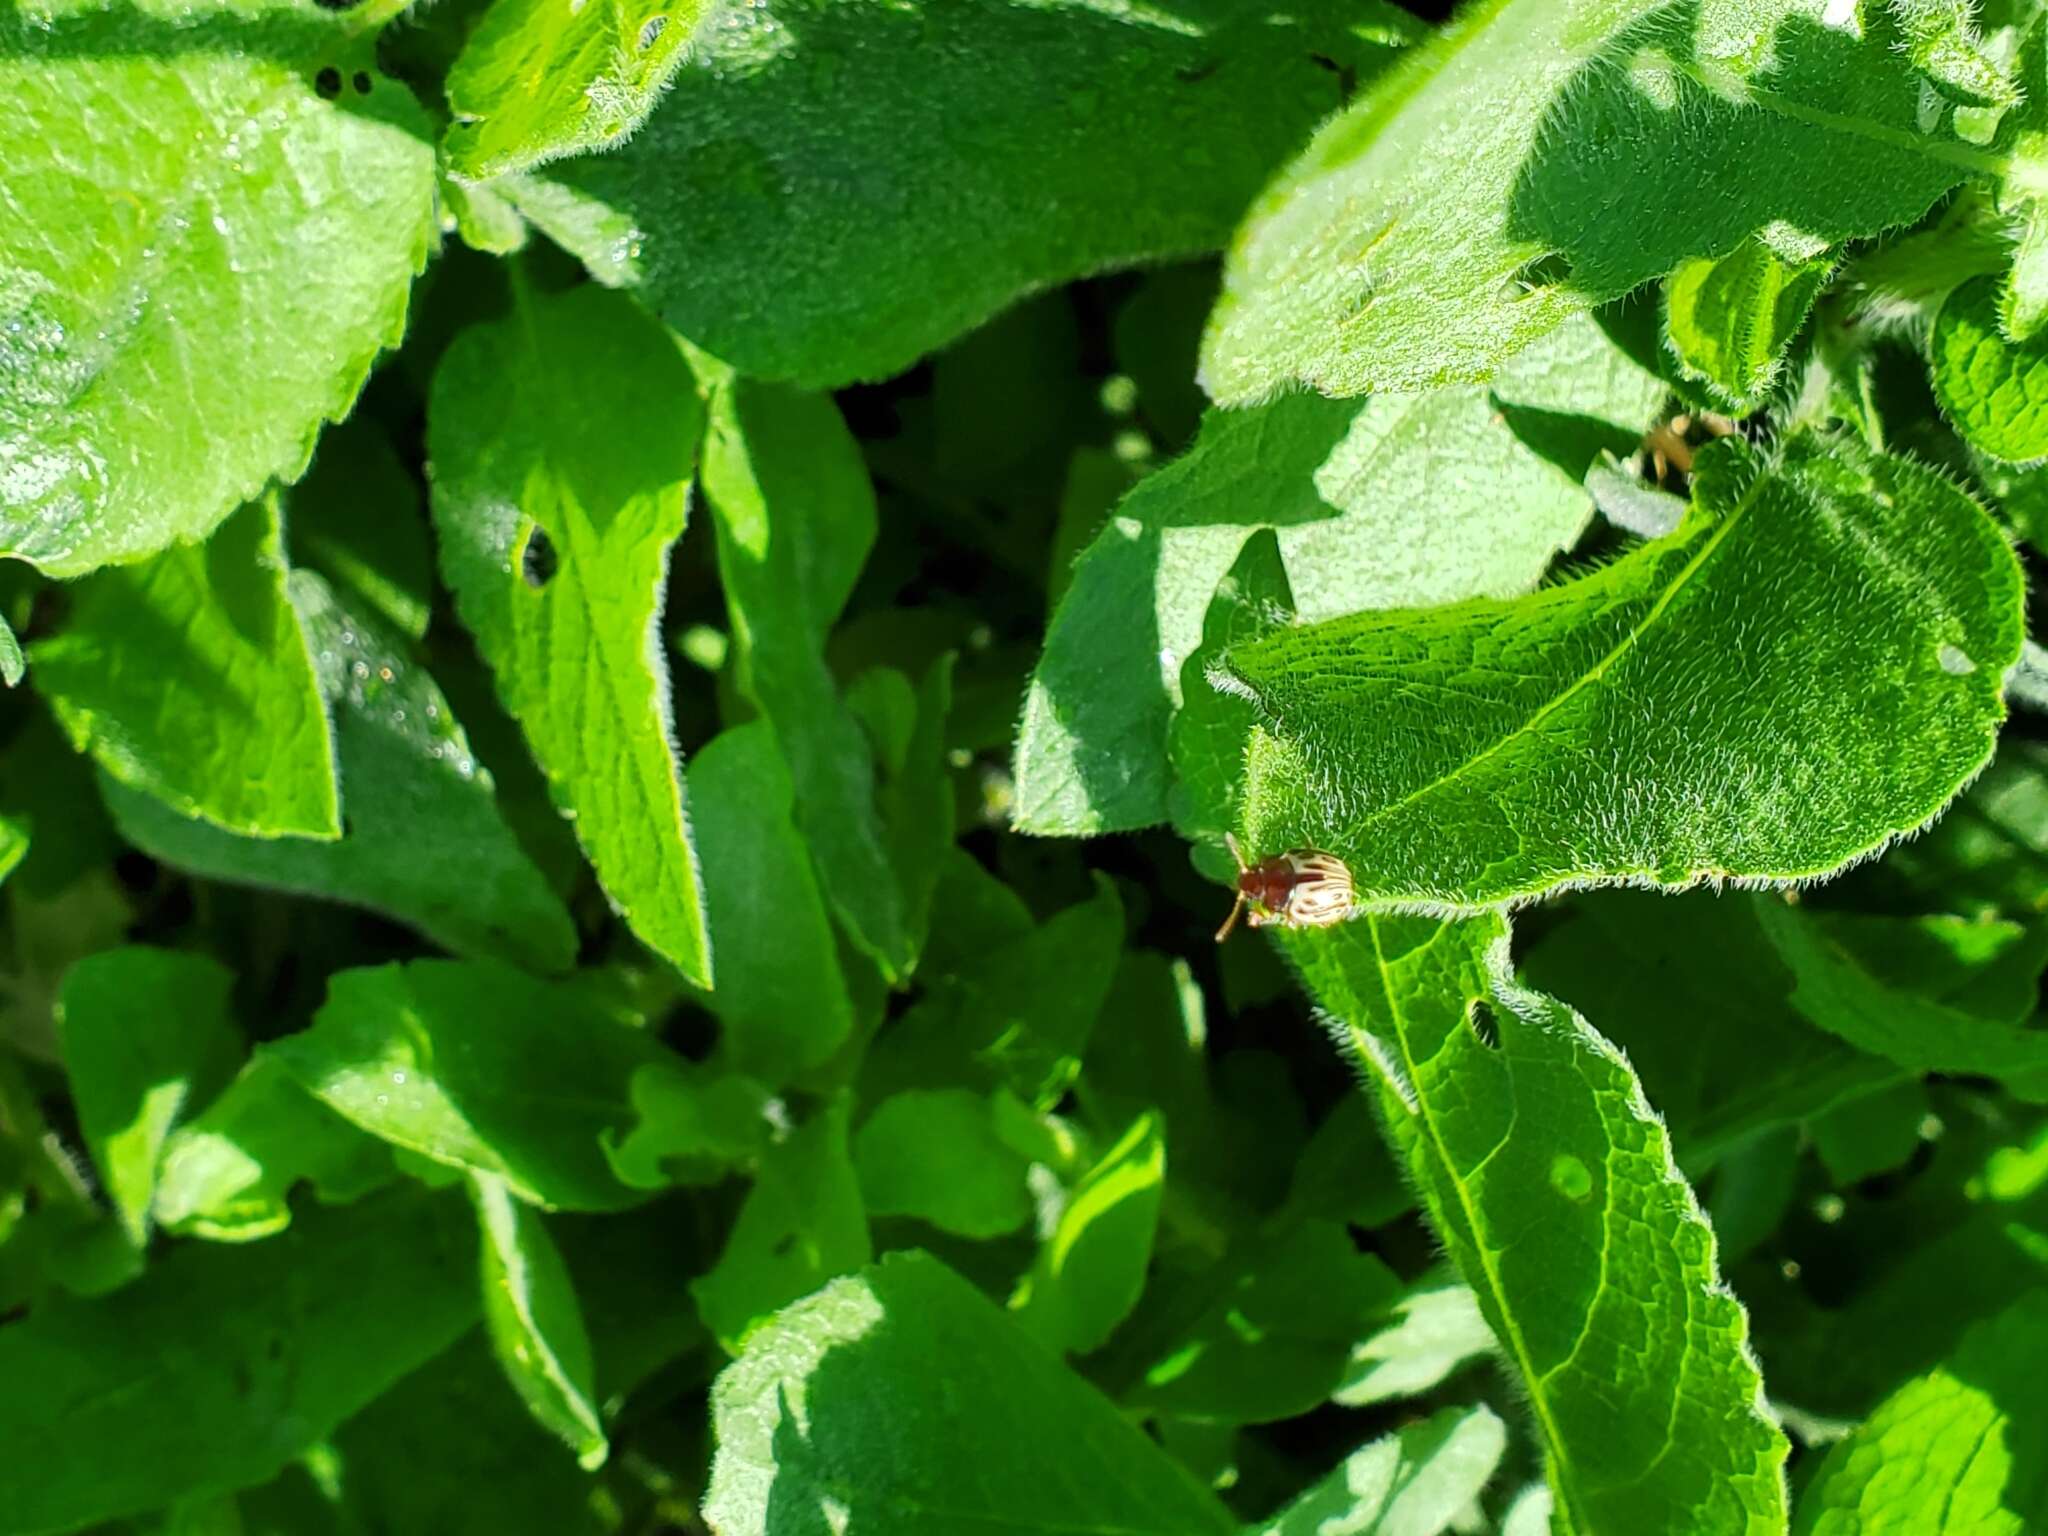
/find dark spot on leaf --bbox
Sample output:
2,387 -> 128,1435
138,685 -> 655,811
637,14 -> 666,50
770,1233 -> 797,1257
1174,58 -> 1219,85
521,526 -> 559,589
314,66 -> 343,99
1465,998 -> 1501,1051
1308,53 -> 1357,101
311,0 -> 361,9
353,70 -> 373,95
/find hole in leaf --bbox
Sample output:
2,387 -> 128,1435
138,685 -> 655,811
313,66 -> 342,99
311,0 -> 361,9
637,14 -> 666,49
352,70 -> 373,95
1937,642 -> 1976,675
1465,998 -> 1501,1051
521,526 -> 559,590
1511,250 -> 1573,293
1173,58 -> 1219,85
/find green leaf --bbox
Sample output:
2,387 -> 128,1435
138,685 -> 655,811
1808,1079 -> 1932,1184
1011,1109 -> 1164,1357
430,280 -> 712,987
1019,314 -> 1663,835
0,1193 -> 473,1534
327,1333 -> 596,1536
854,1088 -> 1031,1240
1170,528 -> 1295,870
444,0 -> 707,179
0,0 -> 435,575
690,1097 -> 870,1352
1231,437 -> 2021,909
1664,234 -> 1834,411
1793,1292 -> 2048,1535
863,876 -> 1123,1111
1933,272 -> 2048,463
471,1172 -> 608,1470
877,653 -> 956,967
289,418 -> 436,641
536,0 -> 1403,386
1757,899 -> 2048,1099
699,376 -> 909,978
1111,1220 -> 1402,1424
56,947 -> 239,1246
155,1056 -> 395,1241
687,723 -> 853,1081
1334,1278 -> 1497,1409
1247,1406 -> 1507,1536
1288,915 -> 1789,1534
31,496 -> 338,839
701,1250 -> 1235,1536
102,572 -> 579,972
0,615 -> 24,689
1521,892 -> 1898,1168
600,1058 -> 768,1192
272,959 -> 703,1211
1201,0 -> 1981,401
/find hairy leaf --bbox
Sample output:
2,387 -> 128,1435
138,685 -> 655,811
534,0 -> 1407,386
1202,0 -> 1980,400
444,0 -> 708,178
1289,915 -> 1789,1534
1020,314 -> 1664,835
701,1251 -> 1235,1536
430,281 -> 711,986
1231,437 -> 2020,909
1932,272 -> 2048,463
1664,234 -> 1833,410
0,0 -> 434,575
103,573 -> 578,971
32,497 -> 338,839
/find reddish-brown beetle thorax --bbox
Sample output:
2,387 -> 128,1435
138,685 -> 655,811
1239,859 -> 1300,912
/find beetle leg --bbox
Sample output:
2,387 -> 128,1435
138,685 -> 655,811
1214,890 -> 1248,944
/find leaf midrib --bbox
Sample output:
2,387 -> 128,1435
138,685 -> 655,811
1335,458 -> 1769,845
1356,917 -> 1590,1533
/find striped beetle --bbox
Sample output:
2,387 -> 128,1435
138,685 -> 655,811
1215,833 -> 1356,942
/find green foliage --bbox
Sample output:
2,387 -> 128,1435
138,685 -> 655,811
536,0 -> 1412,385
444,0 -> 706,179
1290,915 -> 1789,1532
32,497 -> 338,839
9,2 -> 2048,1531
1231,437 -> 2021,909
1201,0 -> 1978,401
702,1252 -> 1237,1536
1933,273 -> 2048,461
0,0 -> 435,574
430,281 -> 712,986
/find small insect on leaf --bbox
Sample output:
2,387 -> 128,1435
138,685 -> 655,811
1216,833 -> 1356,941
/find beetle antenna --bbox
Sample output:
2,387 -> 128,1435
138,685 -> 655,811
1224,832 -> 1247,873
1215,890 -> 1247,944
